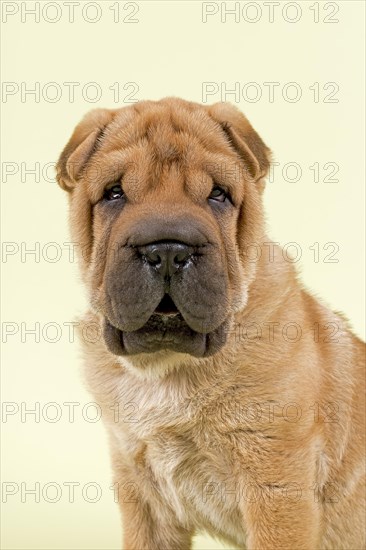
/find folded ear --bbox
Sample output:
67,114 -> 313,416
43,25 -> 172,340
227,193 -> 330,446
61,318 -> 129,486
56,108 -> 116,192
207,103 -> 271,182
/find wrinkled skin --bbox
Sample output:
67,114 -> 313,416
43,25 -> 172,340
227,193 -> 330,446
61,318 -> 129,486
56,98 -> 365,550
57,98 -> 269,359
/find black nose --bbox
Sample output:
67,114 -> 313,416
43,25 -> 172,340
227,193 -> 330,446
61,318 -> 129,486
138,241 -> 194,276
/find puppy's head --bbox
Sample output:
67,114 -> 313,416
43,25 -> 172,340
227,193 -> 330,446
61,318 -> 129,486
56,98 -> 270,365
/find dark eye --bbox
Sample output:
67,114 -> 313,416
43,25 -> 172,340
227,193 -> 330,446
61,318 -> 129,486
103,183 -> 124,201
209,186 -> 227,203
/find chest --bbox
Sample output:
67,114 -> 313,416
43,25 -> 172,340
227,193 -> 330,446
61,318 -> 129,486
104,376 -> 249,545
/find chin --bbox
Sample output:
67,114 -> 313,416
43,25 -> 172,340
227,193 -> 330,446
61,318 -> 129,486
102,311 -> 230,377
115,349 -> 201,379
104,315 -> 227,355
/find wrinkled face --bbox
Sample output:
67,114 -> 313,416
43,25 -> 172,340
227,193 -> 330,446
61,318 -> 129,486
57,99 -> 270,363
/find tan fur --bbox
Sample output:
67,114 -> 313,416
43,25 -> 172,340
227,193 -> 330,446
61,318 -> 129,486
57,98 -> 365,549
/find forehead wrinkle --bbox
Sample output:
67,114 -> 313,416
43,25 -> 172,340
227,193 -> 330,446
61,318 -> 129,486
171,108 -> 231,152
101,122 -> 146,154
99,106 -> 163,154
87,142 -> 149,184
149,126 -> 180,165
157,162 -> 185,196
86,141 -> 156,203
98,101 -> 235,168
87,101 -> 245,203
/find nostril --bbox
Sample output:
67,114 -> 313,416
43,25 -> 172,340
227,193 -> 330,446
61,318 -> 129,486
146,256 -> 161,266
147,250 -> 161,266
139,245 -> 162,266
174,250 -> 191,265
137,241 -> 195,274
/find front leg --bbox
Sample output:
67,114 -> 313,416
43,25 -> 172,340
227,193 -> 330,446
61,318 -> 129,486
111,453 -> 193,550
119,493 -> 193,550
244,488 -> 320,549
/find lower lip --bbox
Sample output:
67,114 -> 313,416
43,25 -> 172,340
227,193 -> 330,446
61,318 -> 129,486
155,311 -> 180,318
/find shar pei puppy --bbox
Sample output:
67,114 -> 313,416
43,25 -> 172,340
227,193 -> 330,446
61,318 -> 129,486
56,98 -> 365,550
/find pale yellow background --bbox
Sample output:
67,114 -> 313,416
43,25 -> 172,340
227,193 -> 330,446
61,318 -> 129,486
1,1 -> 365,549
